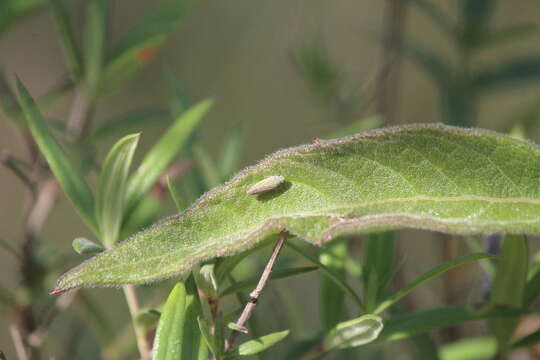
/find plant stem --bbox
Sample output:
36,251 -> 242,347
122,285 -> 151,360
224,231 -> 288,352
9,324 -> 28,360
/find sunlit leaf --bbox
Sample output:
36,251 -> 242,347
225,330 -> 289,359
72,237 -> 104,255
439,336 -> 496,360
323,314 -> 383,350
96,133 -> 139,246
153,277 -> 207,360
53,125 -> 540,292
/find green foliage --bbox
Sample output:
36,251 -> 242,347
96,133 -> 139,246
153,278 -> 207,360
323,314 -> 383,350
224,330 -> 289,359
15,79 -> 98,233
72,237 -> 104,255
53,125 -> 540,291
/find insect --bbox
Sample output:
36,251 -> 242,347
246,175 -> 285,195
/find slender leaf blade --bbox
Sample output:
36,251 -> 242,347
15,79 -> 97,233
126,100 -> 212,211
374,253 -> 495,314
53,125 -> 540,291
225,330 -> 289,359
96,133 -> 139,246
153,277 -> 207,360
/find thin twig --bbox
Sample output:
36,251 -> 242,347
224,231 -> 288,352
9,325 -> 28,360
122,285 -> 151,360
0,151 -> 35,193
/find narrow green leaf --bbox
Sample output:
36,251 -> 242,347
320,238 -> 347,331
48,0 -> 82,78
126,100 -> 212,211
193,144 -> 221,189
460,0 -> 495,31
83,0 -> 108,94
323,315 -> 383,350
439,337 -> 496,360
96,133 -> 139,246
153,277 -> 207,360
512,327 -> 540,349
225,330 -> 289,359
374,253 -> 495,314
287,242 -> 364,309
102,34 -> 166,90
220,266 -> 318,297
378,306 -> 523,343
363,232 -> 395,312
167,176 -> 184,212
524,261 -> 540,306
15,79 -> 97,234
214,238 -> 274,283
0,0 -> 47,35
197,316 -> 222,358
72,237 -> 104,255
489,235 -> 528,349
53,125 -> 540,292
110,0 -> 197,62
92,108 -> 170,142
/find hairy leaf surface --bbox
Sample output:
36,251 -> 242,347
53,124 -> 540,291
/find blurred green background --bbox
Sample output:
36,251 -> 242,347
1,0 -> 540,359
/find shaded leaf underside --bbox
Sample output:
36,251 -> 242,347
54,124 -> 540,291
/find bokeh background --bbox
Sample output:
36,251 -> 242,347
1,0 -> 540,359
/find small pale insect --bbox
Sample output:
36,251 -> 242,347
246,175 -> 285,195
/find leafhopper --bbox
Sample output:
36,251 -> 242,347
246,175 -> 285,195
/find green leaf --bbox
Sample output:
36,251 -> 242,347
524,261 -> 540,306
512,327 -> 540,349
125,100 -> 212,211
374,252 -> 495,314
53,124 -> 540,292
0,0 -> 47,36
489,235 -> 528,349
287,242 -> 363,309
460,0 -> 495,30
92,108 -> 170,142
220,266 -> 318,297
197,316 -> 222,358
96,133 -> 139,246
439,337 -> 496,360
378,306 -> 523,343
319,238 -> 347,331
167,176 -> 184,212
193,144 -> 221,189
363,232 -> 395,312
153,277 -> 207,360
72,237 -> 104,255
15,79 -> 97,234
48,0 -> 82,78
225,330 -> 289,359
83,0 -> 108,94
323,314 -> 383,350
